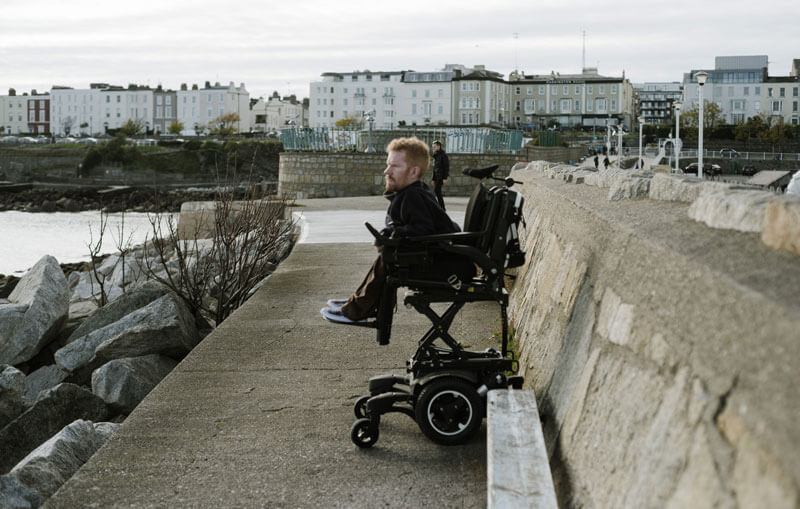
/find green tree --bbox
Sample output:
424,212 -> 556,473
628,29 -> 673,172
209,113 -> 241,137
680,102 -> 724,130
168,120 -> 184,135
120,118 -> 144,137
335,115 -> 363,129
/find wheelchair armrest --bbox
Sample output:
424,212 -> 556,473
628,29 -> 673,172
365,221 -> 401,247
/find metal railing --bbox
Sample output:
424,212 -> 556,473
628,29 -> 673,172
280,127 -> 524,154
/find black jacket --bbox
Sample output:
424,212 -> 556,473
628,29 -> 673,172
381,180 -> 459,238
431,149 -> 450,182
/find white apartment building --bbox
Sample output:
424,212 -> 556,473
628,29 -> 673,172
400,70 -> 453,126
50,84 -> 154,136
176,81 -> 250,135
762,79 -> 800,126
453,66 -> 510,126
310,70 -> 404,129
309,65 -> 505,129
1,91 -> 30,134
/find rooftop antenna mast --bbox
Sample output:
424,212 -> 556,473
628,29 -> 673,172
582,29 -> 586,71
513,32 -> 519,73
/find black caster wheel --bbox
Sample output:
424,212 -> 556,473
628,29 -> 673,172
414,377 -> 483,445
351,418 -> 379,448
354,396 -> 370,419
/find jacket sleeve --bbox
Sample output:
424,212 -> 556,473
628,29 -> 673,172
392,190 -> 437,237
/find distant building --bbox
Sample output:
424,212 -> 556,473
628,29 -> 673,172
50,83 -> 154,136
633,82 -> 682,125
0,89 -> 30,134
176,81 -> 250,135
27,92 -> 50,134
309,65 -> 506,129
251,91 -> 308,132
153,86 -> 178,135
683,55 -> 767,125
508,67 -> 635,129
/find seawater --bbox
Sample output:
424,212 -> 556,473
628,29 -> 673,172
0,211 -> 174,275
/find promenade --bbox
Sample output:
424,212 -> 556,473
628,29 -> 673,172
47,195 -> 499,508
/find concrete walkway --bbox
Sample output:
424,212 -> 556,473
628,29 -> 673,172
47,195 -> 502,508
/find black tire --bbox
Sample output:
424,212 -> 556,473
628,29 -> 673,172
351,418 -> 379,448
354,396 -> 370,419
414,377 -> 483,445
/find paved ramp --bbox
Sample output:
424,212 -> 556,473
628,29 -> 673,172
48,196 -> 495,508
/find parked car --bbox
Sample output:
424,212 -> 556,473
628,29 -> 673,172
719,148 -> 741,158
740,165 -> 758,176
683,162 -> 721,176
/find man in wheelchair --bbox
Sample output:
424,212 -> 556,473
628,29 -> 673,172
321,136 -> 474,324
320,137 -> 526,447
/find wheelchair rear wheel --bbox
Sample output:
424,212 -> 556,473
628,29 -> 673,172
414,377 -> 483,445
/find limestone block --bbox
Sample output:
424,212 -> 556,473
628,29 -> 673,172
596,287 -> 635,346
55,292 -> 198,373
607,176 -> 651,201
1,365 -> 26,429
23,365 -> 69,403
688,186 -> 776,232
761,195 -> 800,255
648,173 -> 705,202
0,383 -> 108,474
664,426 -> 732,509
10,419 -> 119,500
0,256 -> 69,365
91,354 -> 178,413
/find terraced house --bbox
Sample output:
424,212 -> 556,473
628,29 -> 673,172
508,67 -> 635,130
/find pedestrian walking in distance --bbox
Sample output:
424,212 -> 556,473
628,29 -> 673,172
431,140 -> 449,211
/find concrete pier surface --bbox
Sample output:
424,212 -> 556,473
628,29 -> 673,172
46,195 -> 501,508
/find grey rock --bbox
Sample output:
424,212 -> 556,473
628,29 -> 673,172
0,475 -> 43,509
0,383 -> 107,474
0,256 -> 69,365
92,355 -> 178,413
10,419 -> 119,501
23,365 -> 69,403
1,365 -> 26,429
55,292 -> 199,373
648,173 -> 705,203
67,280 -> 172,342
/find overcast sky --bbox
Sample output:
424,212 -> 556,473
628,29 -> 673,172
1,0 -> 797,100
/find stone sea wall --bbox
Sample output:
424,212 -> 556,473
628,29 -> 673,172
277,146 -> 584,199
507,162 -> 800,507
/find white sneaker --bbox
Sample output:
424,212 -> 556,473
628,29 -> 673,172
320,307 -> 369,325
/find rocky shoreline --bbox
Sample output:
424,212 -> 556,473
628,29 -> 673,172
1,207 -> 295,506
0,185 -> 222,213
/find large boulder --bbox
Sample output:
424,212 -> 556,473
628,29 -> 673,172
0,256 -> 69,365
0,383 -> 107,474
10,419 -> 119,501
0,475 -> 43,509
1,365 -> 27,429
67,280 -> 172,343
92,355 -> 178,413
23,365 -> 69,403
54,292 -> 199,374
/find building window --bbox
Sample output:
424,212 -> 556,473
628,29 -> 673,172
560,99 -> 571,113
780,88 -> 785,97
438,104 -> 443,114
563,86 -> 568,95
551,99 -> 557,111
412,90 -> 417,98
524,99 -> 535,114
575,100 -> 581,111
611,85 -> 617,94
588,85 -> 593,94
412,104 -> 417,114
744,87 -> 749,96
768,88 -> 773,97
539,86 -> 545,94
587,100 -> 593,112
527,87 -> 533,95
599,86 -> 605,94
755,87 -> 761,95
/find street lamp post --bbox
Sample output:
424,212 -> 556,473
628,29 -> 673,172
695,71 -> 709,178
364,110 -> 376,153
638,117 -> 644,170
617,122 -> 623,167
674,100 -> 682,173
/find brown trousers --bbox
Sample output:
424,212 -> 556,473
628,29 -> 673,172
340,254 -> 386,320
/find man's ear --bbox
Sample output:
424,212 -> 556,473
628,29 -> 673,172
409,166 -> 422,180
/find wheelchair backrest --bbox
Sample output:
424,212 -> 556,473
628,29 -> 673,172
462,182 -> 526,270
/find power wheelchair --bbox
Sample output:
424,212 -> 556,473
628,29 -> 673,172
331,165 -> 526,448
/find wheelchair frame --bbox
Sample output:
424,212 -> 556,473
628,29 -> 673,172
347,165 -> 526,448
